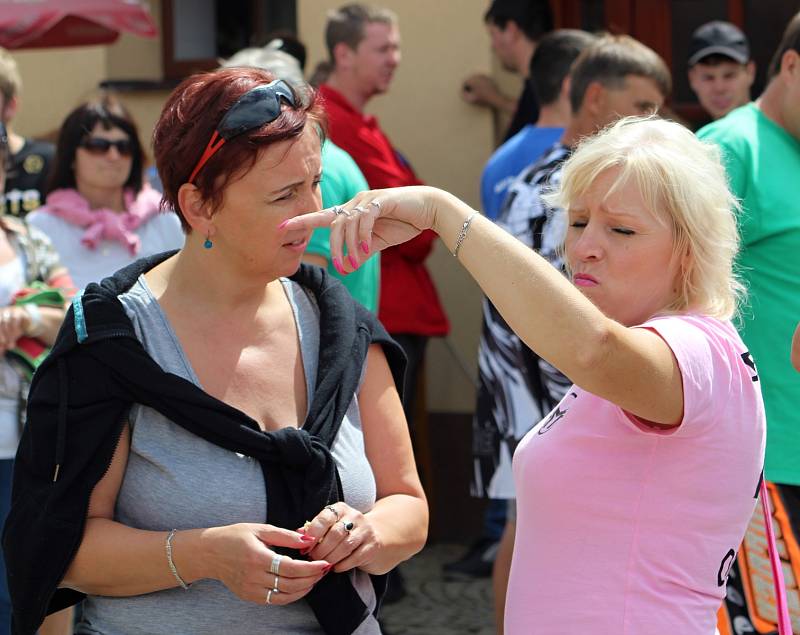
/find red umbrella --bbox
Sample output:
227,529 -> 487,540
0,0 -> 158,50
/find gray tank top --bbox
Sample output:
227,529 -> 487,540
79,276 -> 381,635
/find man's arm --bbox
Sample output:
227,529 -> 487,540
461,74 -> 517,114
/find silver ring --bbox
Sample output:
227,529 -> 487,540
273,575 -> 280,593
331,205 -> 350,217
325,505 -> 340,520
368,200 -> 381,211
341,520 -> 355,532
270,554 -> 283,575
266,589 -> 274,605
352,205 -> 367,213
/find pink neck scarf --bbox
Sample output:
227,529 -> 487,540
42,185 -> 163,255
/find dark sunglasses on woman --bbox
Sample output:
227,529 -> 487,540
188,79 -> 296,183
79,137 -> 133,156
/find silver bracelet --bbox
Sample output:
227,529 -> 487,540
165,529 -> 191,590
452,212 -> 479,258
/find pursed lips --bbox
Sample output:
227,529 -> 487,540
573,273 -> 599,286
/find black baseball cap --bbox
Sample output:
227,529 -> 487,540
688,21 -> 750,66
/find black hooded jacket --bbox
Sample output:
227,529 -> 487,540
2,252 -> 406,635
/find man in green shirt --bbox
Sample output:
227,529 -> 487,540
304,140 -> 380,312
698,12 -> 800,488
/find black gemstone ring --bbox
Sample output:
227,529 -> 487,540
341,520 -> 355,532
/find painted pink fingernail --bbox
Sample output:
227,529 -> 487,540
322,564 -> 333,574
300,534 -> 316,543
332,257 -> 346,275
348,255 -> 359,269
278,219 -> 290,230
360,241 -> 370,255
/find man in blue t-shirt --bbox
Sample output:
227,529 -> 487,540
480,30 -> 595,221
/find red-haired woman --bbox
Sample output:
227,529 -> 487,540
3,68 -> 427,635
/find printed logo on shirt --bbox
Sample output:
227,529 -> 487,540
537,391 -> 577,435
753,470 -> 763,499
22,154 -> 45,175
1,188 -> 42,216
740,351 -> 759,382
718,548 -> 736,586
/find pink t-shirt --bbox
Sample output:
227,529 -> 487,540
506,314 -> 766,634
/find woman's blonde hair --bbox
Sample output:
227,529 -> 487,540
546,115 -> 744,320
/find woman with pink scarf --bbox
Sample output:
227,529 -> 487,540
28,96 -> 184,289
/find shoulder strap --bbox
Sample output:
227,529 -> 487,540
761,477 -> 793,634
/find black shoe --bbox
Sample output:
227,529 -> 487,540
442,537 -> 498,579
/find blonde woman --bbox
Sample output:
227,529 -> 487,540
285,116 -> 766,634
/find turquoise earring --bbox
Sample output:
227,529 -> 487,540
203,232 -> 213,249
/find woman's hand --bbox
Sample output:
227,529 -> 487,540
299,503 -> 383,574
282,186 -> 445,274
0,306 -> 30,352
199,523 -> 330,605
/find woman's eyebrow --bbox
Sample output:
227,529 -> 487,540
269,179 -> 304,195
599,203 -> 643,220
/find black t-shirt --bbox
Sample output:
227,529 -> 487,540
2,138 -> 55,218
504,80 -> 540,142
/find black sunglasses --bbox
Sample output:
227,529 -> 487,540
188,79 -> 297,183
79,136 -> 134,156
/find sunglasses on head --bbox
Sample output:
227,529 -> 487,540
79,136 -> 133,156
188,79 -> 297,183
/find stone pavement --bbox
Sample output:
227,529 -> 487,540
380,543 -> 495,635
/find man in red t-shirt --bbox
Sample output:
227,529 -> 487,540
319,4 -> 449,435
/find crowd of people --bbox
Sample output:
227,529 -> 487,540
0,1 -> 798,634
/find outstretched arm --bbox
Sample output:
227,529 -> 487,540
282,187 -> 683,427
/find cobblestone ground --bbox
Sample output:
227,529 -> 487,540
380,543 -> 495,635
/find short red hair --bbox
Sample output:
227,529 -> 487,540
153,67 -> 325,231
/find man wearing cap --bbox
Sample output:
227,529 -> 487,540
687,20 -> 755,121
697,13 -> 800,629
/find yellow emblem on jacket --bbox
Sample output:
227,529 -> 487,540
23,154 -> 45,175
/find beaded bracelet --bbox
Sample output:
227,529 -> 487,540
452,212 -> 479,258
166,529 -> 191,590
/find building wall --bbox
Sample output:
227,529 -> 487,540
12,46 -> 108,140
8,0 -> 503,414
